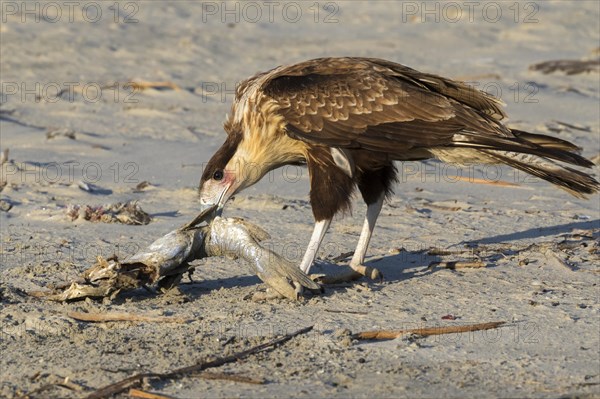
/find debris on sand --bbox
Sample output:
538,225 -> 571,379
428,261 -> 487,270
133,181 -> 153,192
66,200 -> 151,225
0,199 -> 12,212
0,148 -> 8,165
529,58 -> 600,75
354,321 -> 506,340
0,148 -> 9,195
46,128 -> 77,140
124,80 -> 181,91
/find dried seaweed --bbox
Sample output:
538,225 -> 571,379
529,58 -> 600,75
66,200 -> 151,225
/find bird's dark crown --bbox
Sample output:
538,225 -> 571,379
199,132 -> 242,187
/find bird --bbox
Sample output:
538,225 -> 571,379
198,56 -> 599,280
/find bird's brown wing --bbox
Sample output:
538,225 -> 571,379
362,57 -> 506,121
259,57 -> 513,154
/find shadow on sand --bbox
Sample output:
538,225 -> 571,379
464,219 -> 599,245
117,219 -> 598,302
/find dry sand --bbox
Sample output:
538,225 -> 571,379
1,1 -> 599,398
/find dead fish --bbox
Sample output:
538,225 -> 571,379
40,206 -> 321,301
206,216 -> 322,299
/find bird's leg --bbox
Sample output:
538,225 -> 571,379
299,219 -> 332,274
349,194 -> 384,280
309,195 -> 384,285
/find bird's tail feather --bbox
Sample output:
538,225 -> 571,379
510,129 -> 582,152
430,129 -> 599,198
480,150 -> 598,198
453,130 -> 595,168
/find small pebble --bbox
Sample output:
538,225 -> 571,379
0,199 -> 12,212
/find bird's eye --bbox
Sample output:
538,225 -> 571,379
213,170 -> 224,181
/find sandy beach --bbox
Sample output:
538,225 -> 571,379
1,1 -> 599,398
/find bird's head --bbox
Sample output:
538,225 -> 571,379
199,99 -> 307,214
199,132 -> 267,213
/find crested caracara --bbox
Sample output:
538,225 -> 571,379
199,57 -> 599,279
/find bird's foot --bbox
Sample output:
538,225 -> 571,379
349,262 -> 383,282
309,262 -> 383,284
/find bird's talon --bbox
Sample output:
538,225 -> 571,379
309,273 -> 327,283
366,266 -> 384,282
293,281 -> 304,299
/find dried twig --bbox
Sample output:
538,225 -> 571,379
451,176 -> 521,187
354,321 -> 506,340
427,248 -> 473,256
55,376 -> 87,392
85,325 -> 313,399
195,371 -> 265,384
125,81 -> 181,91
428,261 -> 486,270
68,311 -> 190,324
128,389 -> 177,399
329,251 -> 354,262
324,309 -> 369,315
